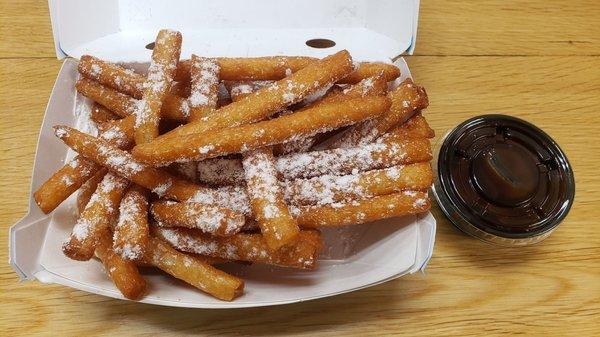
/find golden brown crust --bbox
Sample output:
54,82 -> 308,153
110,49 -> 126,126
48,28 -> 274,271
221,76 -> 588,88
242,147 -> 300,250
153,227 -> 322,270
145,236 -> 244,301
132,96 -> 391,165
134,29 -> 182,144
95,230 -> 147,300
295,191 -> 431,228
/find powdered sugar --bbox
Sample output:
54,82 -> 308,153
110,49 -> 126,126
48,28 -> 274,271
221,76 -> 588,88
198,145 -> 215,154
180,100 -> 190,118
97,144 -> 145,176
65,173 -> 127,246
276,139 -> 417,180
152,201 -> 244,235
242,148 -> 288,220
187,185 -> 252,216
152,179 -> 172,197
189,57 -> 220,109
90,64 -> 102,76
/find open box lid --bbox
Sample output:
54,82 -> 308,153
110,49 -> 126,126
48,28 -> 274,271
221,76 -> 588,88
48,0 -> 420,61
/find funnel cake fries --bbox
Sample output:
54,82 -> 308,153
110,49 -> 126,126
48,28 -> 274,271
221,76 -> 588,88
76,78 -> 189,122
34,42 -> 433,302
79,55 -> 145,99
153,227 -> 322,270
34,119 -> 134,214
384,113 -> 435,140
90,102 -> 119,123
95,230 -> 147,300
341,62 -> 401,84
151,200 -> 245,236
132,96 -> 391,165
53,126 -> 251,215
149,50 -> 354,142
63,173 -> 130,261
113,185 -> 150,261
179,58 -> 399,84
330,79 -> 429,148
175,56 -> 317,82
145,237 -> 244,301
283,163 -> 433,207
242,147 -> 300,250
276,73 -> 389,155
134,29 -> 182,144
294,191 -> 431,228
188,55 -> 220,121
77,168 -> 108,214
226,81 -> 274,101
276,137 -> 432,180
196,136 -> 432,186
79,54 -> 399,91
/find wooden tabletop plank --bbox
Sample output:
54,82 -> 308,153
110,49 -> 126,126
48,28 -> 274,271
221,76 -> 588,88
1,56 -> 598,336
417,0 -> 600,56
0,0 -> 55,58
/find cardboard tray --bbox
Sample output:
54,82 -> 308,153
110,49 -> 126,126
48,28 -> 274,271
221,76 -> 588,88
9,0 -> 435,308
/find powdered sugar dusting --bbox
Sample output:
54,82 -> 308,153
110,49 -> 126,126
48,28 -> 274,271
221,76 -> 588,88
152,201 -> 244,236
189,57 -> 220,109
96,143 -> 145,176
152,179 -> 172,197
276,139 -> 412,180
242,149 -> 287,220
187,185 -> 252,216
114,187 -> 147,260
65,173 -> 127,246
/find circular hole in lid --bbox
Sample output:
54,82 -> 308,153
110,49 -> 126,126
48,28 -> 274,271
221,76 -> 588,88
306,38 -> 336,49
145,42 -> 155,50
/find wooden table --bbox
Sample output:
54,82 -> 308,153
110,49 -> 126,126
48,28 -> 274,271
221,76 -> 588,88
1,1 -> 599,335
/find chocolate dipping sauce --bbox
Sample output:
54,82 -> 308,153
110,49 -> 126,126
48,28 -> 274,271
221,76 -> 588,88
433,115 -> 575,246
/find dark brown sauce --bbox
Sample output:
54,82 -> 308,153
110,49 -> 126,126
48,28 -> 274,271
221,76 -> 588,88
437,115 -> 574,239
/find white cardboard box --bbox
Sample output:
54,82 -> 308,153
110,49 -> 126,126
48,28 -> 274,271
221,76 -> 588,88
9,0 -> 435,308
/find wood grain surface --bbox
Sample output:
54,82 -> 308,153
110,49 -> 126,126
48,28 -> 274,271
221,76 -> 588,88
1,1 -> 599,336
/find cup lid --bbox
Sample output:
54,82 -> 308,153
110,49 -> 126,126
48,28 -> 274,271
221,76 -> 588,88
432,115 -> 575,246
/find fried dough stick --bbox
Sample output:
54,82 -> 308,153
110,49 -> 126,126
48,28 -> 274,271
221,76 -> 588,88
242,147 -> 300,250
76,78 -> 189,122
275,137 -> 432,180
145,237 -> 244,301
77,168 -> 108,214
275,73 -> 389,155
134,29 -> 182,144
294,191 -> 431,228
150,50 -> 354,142
113,185 -> 150,261
330,79 -> 429,148
383,113 -> 435,140
52,126 -> 251,216
132,96 -> 391,165
79,54 -> 399,89
90,103 -> 119,123
63,173 -> 129,260
151,200 -> 245,236
95,230 -> 147,300
283,163 -> 433,206
169,56 -> 221,180
153,227 -> 322,270
188,55 -> 220,121
196,136 -> 432,186
34,118 -> 133,213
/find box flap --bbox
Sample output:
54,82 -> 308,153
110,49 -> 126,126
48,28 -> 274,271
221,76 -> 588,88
49,0 -> 419,61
